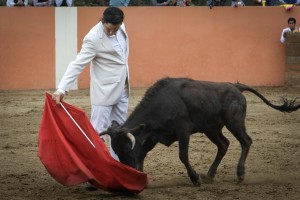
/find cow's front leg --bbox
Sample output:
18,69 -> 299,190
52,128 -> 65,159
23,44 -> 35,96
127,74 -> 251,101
178,134 -> 201,186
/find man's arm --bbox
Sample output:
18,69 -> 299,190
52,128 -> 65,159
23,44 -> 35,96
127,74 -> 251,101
280,28 -> 289,44
52,37 -> 97,104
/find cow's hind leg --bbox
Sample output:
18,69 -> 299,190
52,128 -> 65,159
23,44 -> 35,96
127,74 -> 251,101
226,124 -> 252,182
204,130 -> 230,180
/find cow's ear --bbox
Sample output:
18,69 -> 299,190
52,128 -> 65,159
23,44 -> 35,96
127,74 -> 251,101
99,130 -> 108,136
110,120 -> 120,128
130,124 -> 145,134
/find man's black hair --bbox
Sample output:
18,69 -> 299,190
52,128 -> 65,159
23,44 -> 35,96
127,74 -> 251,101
102,7 -> 124,25
288,17 -> 296,24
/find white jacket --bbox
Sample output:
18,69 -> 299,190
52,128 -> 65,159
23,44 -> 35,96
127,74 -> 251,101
58,22 -> 130,106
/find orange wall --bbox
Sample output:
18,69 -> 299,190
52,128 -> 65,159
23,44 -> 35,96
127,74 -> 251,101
0,8 -> 55,90
1,7 -> 300,90
78,7 -> 300,88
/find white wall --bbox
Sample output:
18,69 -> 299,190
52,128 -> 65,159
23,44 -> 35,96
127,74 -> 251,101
55,7 -> 78,89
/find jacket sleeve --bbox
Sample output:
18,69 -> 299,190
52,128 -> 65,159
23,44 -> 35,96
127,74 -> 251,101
280,28 -> 288,44
58,36 -> 96,92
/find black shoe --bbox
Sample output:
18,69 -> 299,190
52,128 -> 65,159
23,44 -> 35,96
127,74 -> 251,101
85,182 -> 98,191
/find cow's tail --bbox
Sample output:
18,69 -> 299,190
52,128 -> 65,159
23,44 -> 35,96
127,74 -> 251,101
234,83 -> 300,113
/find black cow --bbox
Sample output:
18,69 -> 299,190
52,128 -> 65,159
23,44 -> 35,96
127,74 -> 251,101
101,77 -> 299,186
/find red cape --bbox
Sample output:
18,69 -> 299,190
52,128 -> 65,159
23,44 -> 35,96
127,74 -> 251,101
38,93 -> 147,193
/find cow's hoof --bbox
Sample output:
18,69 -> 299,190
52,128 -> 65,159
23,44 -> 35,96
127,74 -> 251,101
192,174 -> 201,186
237,175 -> 245,183
192,179 -> 201,187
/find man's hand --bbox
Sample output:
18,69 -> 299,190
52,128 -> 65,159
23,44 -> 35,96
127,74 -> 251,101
52,91 -> 64,104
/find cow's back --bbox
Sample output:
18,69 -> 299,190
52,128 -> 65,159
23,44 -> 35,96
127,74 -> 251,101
174,78 -> 247,132
128,78 -> 246,133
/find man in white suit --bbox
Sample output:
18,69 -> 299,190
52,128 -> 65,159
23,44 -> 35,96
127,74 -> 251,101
52,7 -> 130,161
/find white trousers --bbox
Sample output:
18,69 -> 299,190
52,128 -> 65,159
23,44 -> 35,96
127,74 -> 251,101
90,88 -> 128,161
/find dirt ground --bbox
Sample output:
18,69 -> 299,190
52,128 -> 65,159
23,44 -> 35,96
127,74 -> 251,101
0,74 -> 299,200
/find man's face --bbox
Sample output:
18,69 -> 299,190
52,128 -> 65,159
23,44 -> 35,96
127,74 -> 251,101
103,22 -> 121,36
288,21 -> 296,30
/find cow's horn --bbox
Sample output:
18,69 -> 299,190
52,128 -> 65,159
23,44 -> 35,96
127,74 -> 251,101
126,132 -> 136,150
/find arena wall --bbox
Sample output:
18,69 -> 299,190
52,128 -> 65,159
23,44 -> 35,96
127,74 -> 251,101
0,7 -> 299,90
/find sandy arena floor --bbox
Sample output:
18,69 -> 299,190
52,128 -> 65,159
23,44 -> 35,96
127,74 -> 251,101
0,75 -> 299,200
